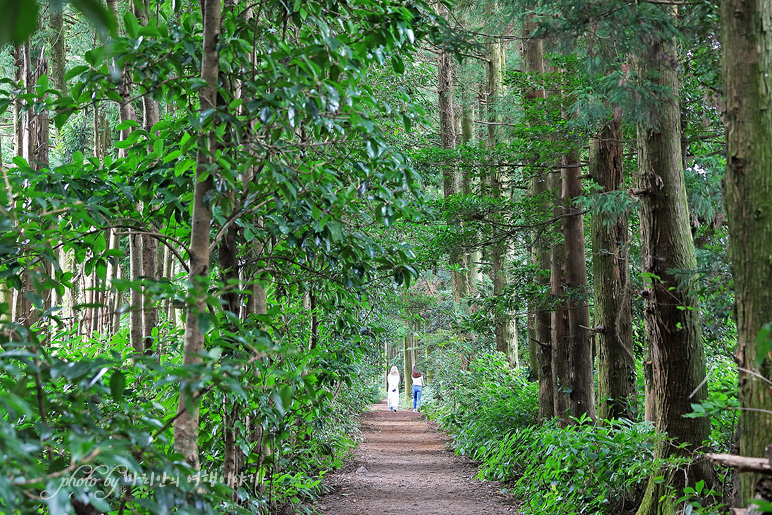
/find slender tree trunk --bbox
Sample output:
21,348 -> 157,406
437,7 -> 465,303
139,8 -> 161,351
32,51 -> 49,170
107,0 -> 144,353
562,150 -> 595,421
129,232 -> 143,353
550,168 -> 570,425
105,229 -> 120,335
635,29 -> 715,515
13,46 -> 23,158
722,0 -> 772,504
533,170 -> 555,422
141,234 -> 158,352
174,0 -> 221,469
590,114 -> 636,421
108,0 -> 135,161
485,36 -> 511,358
523,17 -> 554,420
50,8 -> 66,94
219,193 -> 242,498
460,100 -> 482,294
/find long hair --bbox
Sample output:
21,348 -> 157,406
389,365 -> 399,376
412,366 -> 422,378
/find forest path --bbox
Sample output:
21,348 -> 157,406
315,400 -> 517,515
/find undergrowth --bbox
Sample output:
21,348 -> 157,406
423,351 -> 731,514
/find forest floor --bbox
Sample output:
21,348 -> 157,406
314,400 -> 519,515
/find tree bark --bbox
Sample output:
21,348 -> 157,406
13,45 -> 23,158
437,6 -> 465,303
460,100 -> 482,294
141,234 -> 158,353
562,149 -> 595,421
107,0 -> 135,160
50,8 -> 66,94
139,4 -> 160,353
485,36 -> 512,358
174,0 -> 221,470
635,29 -> 715,515
523,18 -> 554,421
550,168 -> 570,426
721,0 -> 772,504
590,114 -> 636,421
129,232 -> 143,353
219,192 -> 241,498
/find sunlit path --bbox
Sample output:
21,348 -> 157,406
316,400 -> 517,515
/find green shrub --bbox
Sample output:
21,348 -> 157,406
424,351 -> 686,514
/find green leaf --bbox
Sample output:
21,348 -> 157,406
116,119 -> 139,131
0,0 -> 39,47
123,10 -> 140,39
64,65 -> 89,81
273,386 -> 292,416
36,73 -> 49,93
391,55 -> 405,74
53,111 -> 73,129
95,259 -> 107,281
71,0 -> 117,36
110,371 -> 125,402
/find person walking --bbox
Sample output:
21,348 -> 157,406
387,366 -> 400,411
411,366 -> 424,412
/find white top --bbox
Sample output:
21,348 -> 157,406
387,374 -> 400,389
412,375 -> 423,387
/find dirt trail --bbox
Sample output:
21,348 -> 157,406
316,400 -> 516,515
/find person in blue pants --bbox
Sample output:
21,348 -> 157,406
411,366 -> 424,412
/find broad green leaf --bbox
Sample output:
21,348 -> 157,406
123,11 -> 140,39
110,371 -> 125,402
0,0 -> 39,47
71,0 -> 116,36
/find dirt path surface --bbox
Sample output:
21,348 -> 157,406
316,400 -> 517,515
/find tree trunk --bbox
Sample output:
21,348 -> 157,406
523,18 -> 554,420
129,232 -> 143,353
107,0 -> 135,160
437,9 -> 465,303
105,229 -> 121,335
13,45 -> 23,158
721,0 -> 772,504
50,8 -> 66,94
141,234 -> 158,353
550,168 -> 570,426
460,100 -> 482,294
590,113 -> 636,421
635,29 -> 715,515
562,150 -> 595,421
139,8 -> 161,352
219,194 -> 242,499
485,36 -> 511,358
174,0 -> 221,470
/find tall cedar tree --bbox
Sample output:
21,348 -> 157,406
722,0 -> 772,504
635,16 -> 715,515
591,111 -> 636,421
523,16 -> 554,421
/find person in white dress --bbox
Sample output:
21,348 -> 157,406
387,366 -> 400,411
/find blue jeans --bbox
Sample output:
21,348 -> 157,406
412,385 -> 422,410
